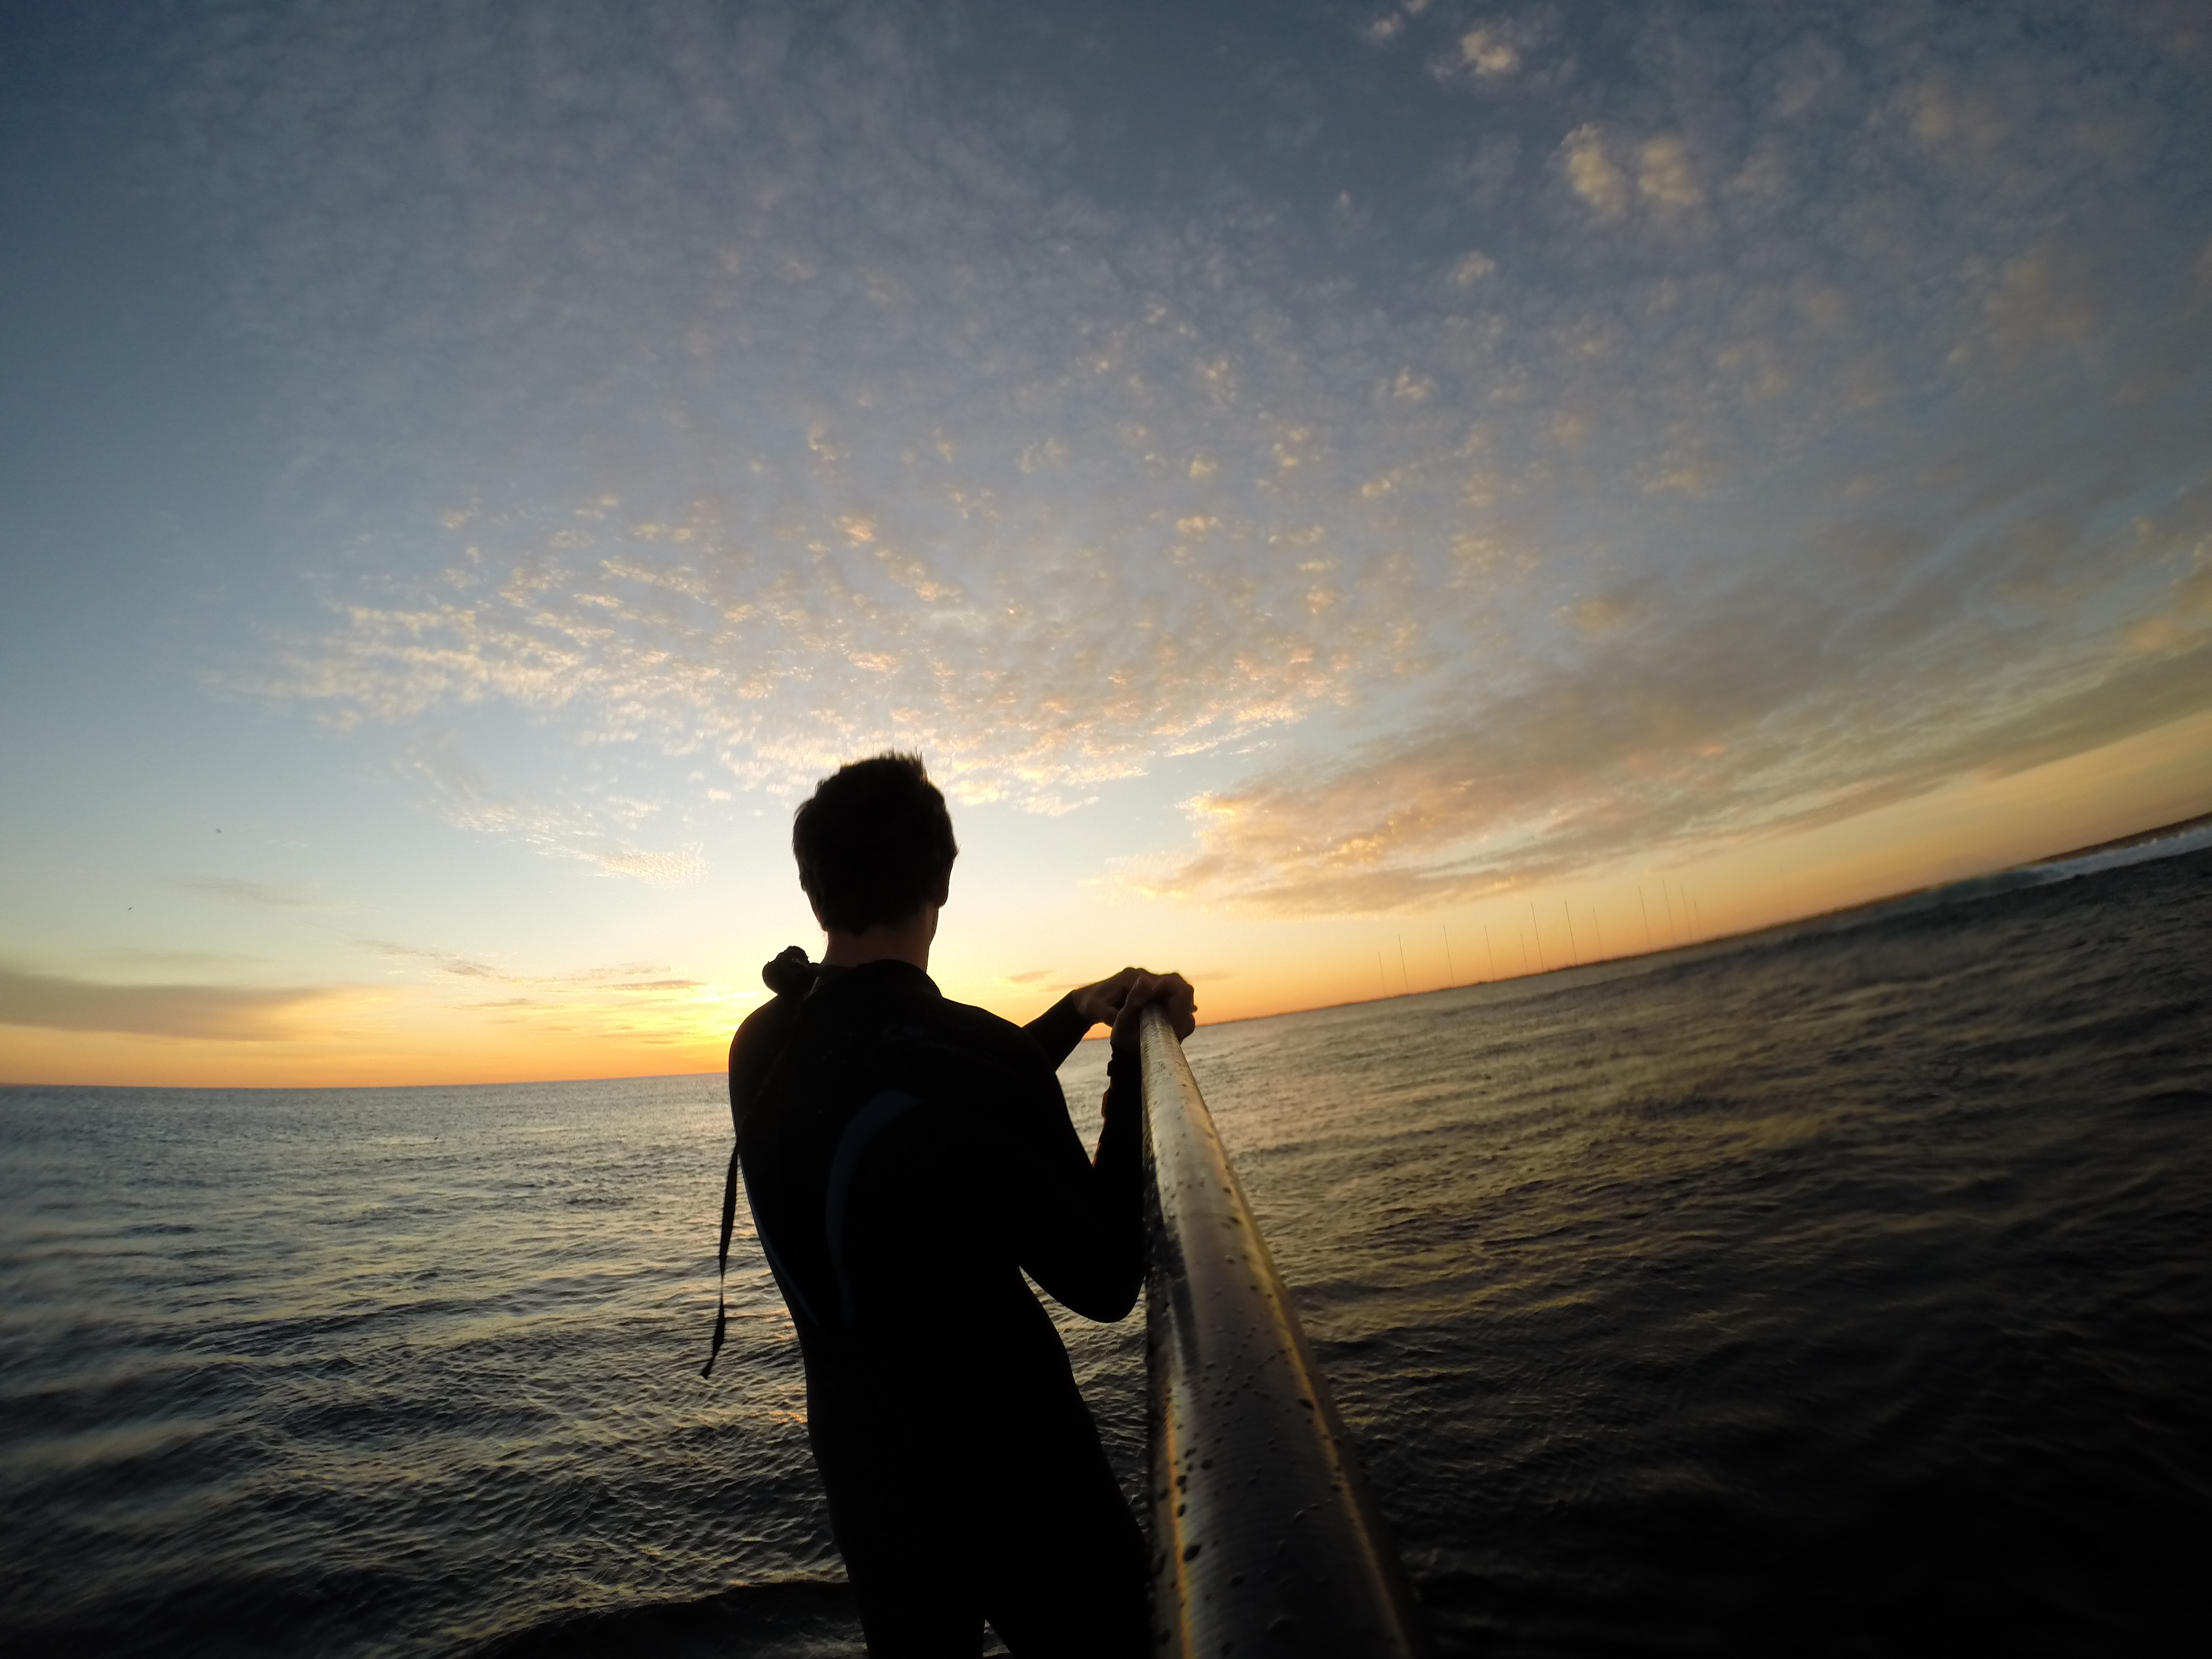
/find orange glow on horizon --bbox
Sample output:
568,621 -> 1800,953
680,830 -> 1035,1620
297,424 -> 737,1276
7,707 -> 2209,1089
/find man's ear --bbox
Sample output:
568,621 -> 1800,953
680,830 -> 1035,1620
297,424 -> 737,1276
930,875 -> 950,909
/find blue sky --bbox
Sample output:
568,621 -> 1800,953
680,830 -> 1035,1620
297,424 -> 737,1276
4,1 -> 2210,1082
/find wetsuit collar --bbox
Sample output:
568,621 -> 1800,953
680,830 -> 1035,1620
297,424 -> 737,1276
805,956 -> 938,1002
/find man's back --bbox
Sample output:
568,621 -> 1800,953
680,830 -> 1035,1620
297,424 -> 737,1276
729,957 -> 1147,1654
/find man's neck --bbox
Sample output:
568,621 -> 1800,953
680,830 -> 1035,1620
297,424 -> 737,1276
820,904 -> 938,972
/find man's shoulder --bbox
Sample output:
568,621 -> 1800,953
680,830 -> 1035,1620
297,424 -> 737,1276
733,964 -> 1049,1095
883,987 -> 1057,1094
729,995 -> 807,1120
920,991 -> 1031,1051
732,992 -> 802,1059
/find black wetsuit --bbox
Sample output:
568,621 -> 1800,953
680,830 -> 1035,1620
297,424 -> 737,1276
728,958 -> 1146,1656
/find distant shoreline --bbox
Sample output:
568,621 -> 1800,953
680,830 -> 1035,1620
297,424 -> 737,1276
1213,805 -> 2212,1030
2023,808 -> 2212,869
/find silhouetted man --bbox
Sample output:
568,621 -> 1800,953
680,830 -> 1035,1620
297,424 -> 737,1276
716,753 -> 1194,1656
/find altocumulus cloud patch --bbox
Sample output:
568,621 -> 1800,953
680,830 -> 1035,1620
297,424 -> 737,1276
158,0 -> 2212,898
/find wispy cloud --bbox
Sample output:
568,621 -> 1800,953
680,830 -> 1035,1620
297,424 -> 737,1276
0,968 -> 346,1041
168,877 -> 337,911
1143,461 -> 2212,913
379,735 -> 710,885
109,950 -> 272,971
359,939 -> 501,978
355,935 -> 728,1035
362,936 -> 709,994
446,963 -> 731,1042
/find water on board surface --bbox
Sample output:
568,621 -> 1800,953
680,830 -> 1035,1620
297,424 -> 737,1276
3,842 -> 2208,1656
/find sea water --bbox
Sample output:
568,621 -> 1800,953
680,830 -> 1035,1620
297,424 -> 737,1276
3,844 -> 2208,1656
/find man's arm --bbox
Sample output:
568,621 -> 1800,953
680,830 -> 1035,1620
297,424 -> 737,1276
1022,994 -> 1093,1069
1004,972 -> 1196,1321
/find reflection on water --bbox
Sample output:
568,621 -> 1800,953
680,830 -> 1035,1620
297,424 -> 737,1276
4,848 -> 2209,1656
1144,844 -> 2212,1656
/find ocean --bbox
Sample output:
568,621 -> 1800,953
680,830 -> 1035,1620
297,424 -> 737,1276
4,841 -> 2209,1657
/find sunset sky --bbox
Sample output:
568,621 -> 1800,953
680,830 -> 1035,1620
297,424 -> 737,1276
4,1 -> 2210,1086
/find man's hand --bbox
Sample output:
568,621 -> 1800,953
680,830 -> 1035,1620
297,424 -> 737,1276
1070,966 -> 1197,1050
1107,969 -> 1197,1055
1068,967 -> 1142,1031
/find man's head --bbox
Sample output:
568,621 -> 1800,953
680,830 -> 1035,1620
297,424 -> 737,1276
792,753 -> 959,936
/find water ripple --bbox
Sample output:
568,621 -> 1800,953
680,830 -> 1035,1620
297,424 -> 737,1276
4,850 -> 2209,1654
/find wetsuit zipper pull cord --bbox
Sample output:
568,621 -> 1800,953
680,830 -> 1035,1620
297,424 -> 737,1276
700,1140 -> 741,1380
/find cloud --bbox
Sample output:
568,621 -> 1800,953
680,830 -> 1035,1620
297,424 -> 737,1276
167,877 -> 336,911
159,0 -> 2212,897
346,936 -> 734,1038
1449,250 -> 1498,287
111,950 -> 270,971
361,939 -> 501,978
1636,137 -> 1701,208
2124,540 -> 2212,653
0,969 -> 345,1040
1966,243 -> 2103,366
1141,627 -> 2212,916
1456,28 -> 1520,79
1138,437 -> 2212,914
450,964 -> 728,1033
378,737 -> 711,884
255,474 -> 1426,823
1562,125 -> 1630,217
362,936 -> 710,996
587,846 -> 709,886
